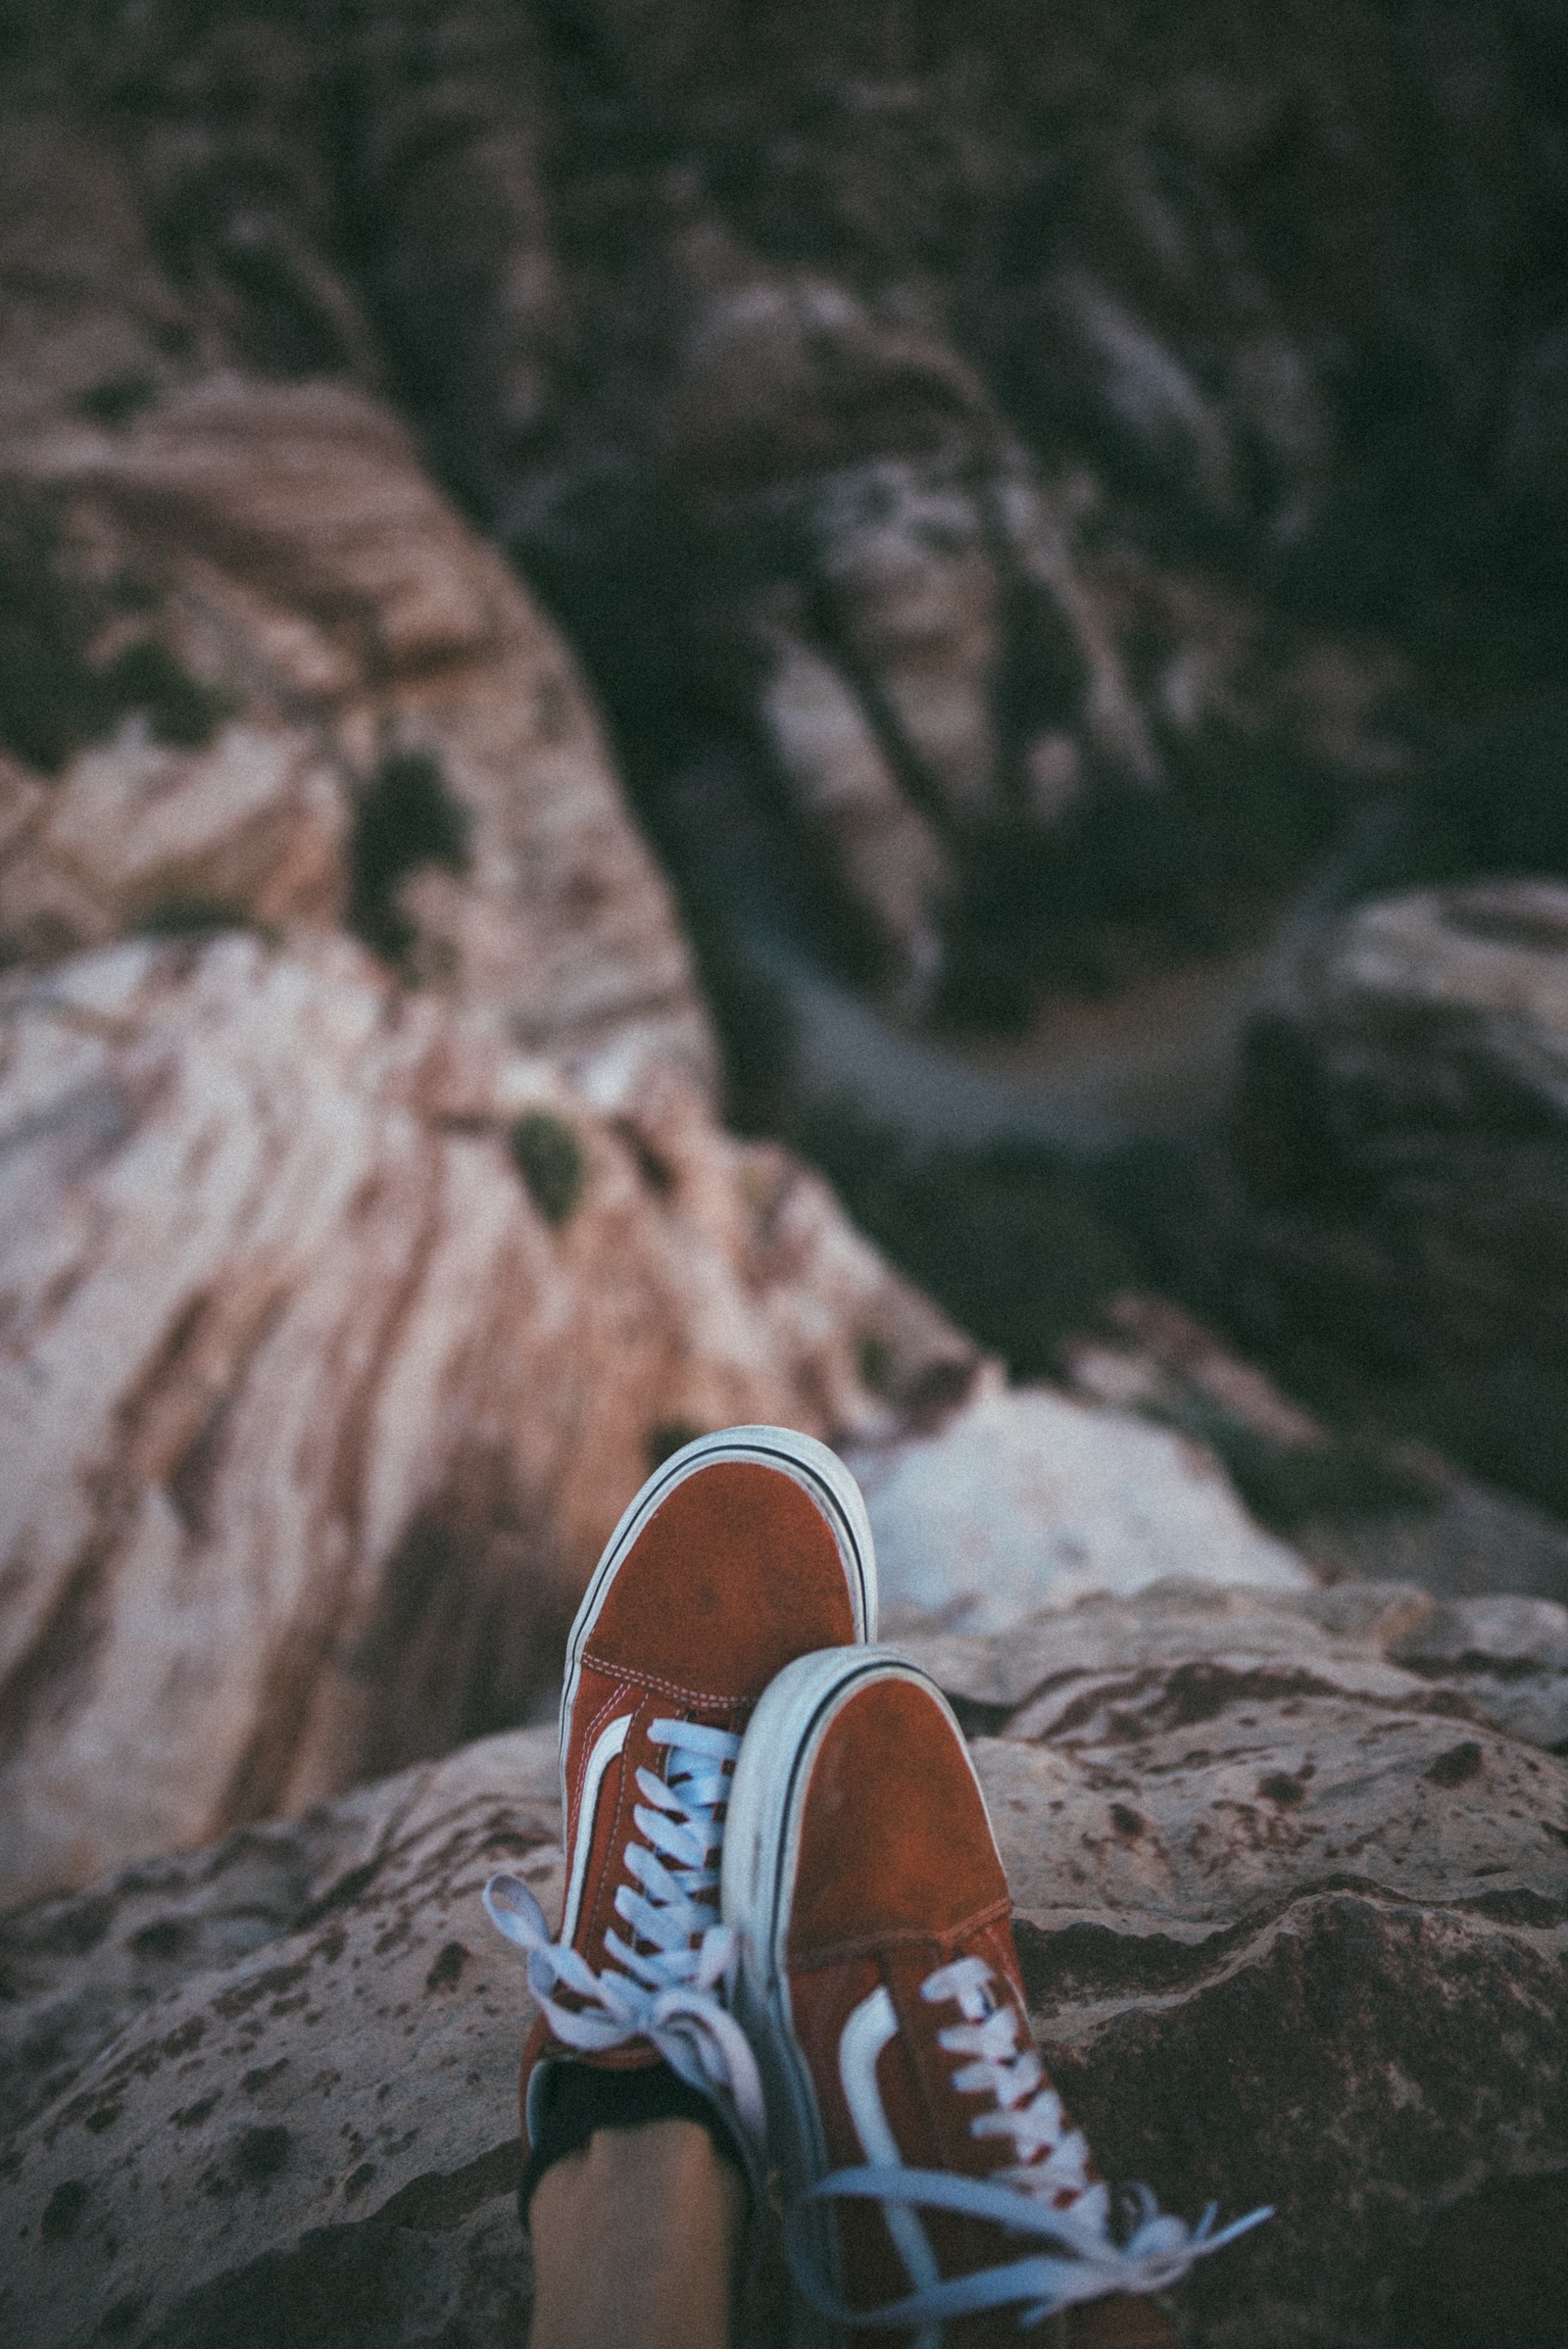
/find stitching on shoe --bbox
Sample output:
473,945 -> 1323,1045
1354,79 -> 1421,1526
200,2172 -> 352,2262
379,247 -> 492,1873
578,1653 -> 750,1710
784,1897 -> 1014,1972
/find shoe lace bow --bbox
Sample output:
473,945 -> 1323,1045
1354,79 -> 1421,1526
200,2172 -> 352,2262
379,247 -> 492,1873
483,1718 -> 764,2147
792,1954 -> 1271,2329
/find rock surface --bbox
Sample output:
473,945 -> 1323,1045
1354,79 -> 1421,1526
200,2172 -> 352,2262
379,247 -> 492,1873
5,1579 -> 1566,2348
0,1728 -> 563,2349
905,1579 -> 1568,2348
1240,879 -> 1568,1366
845,1381 -> 1311,1634
653,209 -> 1163,991
0,932 -> 971,1910
0,111 -> 712,1107
13,0 -> 1534,1021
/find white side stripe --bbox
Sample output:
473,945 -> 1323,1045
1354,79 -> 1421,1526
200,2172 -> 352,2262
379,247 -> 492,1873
839,1985 -> 941,2349
561,1712 -> 630,1948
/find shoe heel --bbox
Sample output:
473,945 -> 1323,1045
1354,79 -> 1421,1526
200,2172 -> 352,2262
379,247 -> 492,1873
725,1648 -> 944,2349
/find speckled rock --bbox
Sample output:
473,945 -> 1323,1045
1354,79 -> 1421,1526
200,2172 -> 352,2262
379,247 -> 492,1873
5,1581 -> 1566,2348
0,932 -> 971,1909
901,1577 -> 1568,2349
896,1574 -> 1568,1756
0,1728 -> 562,2349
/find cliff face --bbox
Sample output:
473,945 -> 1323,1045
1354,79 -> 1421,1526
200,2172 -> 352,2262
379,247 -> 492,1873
0,109 -> 712,1105
2,16 -> 1566,2344
8,0 -> 1564,1017
0,930 -> 969,1910
0,97 -> 975,1910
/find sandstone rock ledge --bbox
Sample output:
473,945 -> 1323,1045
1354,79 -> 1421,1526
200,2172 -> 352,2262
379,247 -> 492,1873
4,1581 -> 1565,2349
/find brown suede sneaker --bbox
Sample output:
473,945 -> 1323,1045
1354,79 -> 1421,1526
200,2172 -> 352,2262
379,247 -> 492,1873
722,1647 -> 1269,2346
484,1427 -> 876,2187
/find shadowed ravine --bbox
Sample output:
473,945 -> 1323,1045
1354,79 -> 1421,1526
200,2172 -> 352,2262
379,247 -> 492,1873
730,796 -> 1413,1149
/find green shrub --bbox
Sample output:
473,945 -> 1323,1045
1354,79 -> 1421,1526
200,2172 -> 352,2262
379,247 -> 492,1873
347,749 -> 470,967
647,1419 -> 705,1470
510,1110 -> 585,1228
78,373 -> 158,426
0,484 -> 227,769
135,898 -> 252,941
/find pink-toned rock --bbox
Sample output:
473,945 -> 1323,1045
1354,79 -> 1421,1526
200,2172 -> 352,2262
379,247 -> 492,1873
0,114 -> 710,1108
0,728 -> 348,961
845,1381 -> 1311,1634
0,932 -> 971,1909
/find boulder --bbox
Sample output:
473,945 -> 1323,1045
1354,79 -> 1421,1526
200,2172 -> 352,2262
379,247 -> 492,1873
5,1580 -> 1566,2348
844,1382 -> 1312,1635
0,112 -> 710,1109
1239,879 -> 1568,1364
0,932 -> 972,1908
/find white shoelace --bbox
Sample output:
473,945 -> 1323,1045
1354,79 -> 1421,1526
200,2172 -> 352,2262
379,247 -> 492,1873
792,1954 -> 1271,2328
483,1718 -> 765,2149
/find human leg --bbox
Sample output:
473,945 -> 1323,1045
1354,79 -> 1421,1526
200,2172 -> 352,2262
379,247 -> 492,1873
483,1428 -> 877,2333
529,2117 -> 746,2349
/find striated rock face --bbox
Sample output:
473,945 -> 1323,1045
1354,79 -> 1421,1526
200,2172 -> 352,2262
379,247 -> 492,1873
0,112 -> 712,1107
654,211 -> 1162,992
845,1381 -> 1311,1634
1239,879 -> 1568,1366
5,1581 -> 1566,2348
0,932 -> 971,1909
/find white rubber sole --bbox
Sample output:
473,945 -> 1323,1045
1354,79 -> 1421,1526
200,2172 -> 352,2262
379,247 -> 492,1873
557,1425 -> 879,1786
722,1647 -> 963,2349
